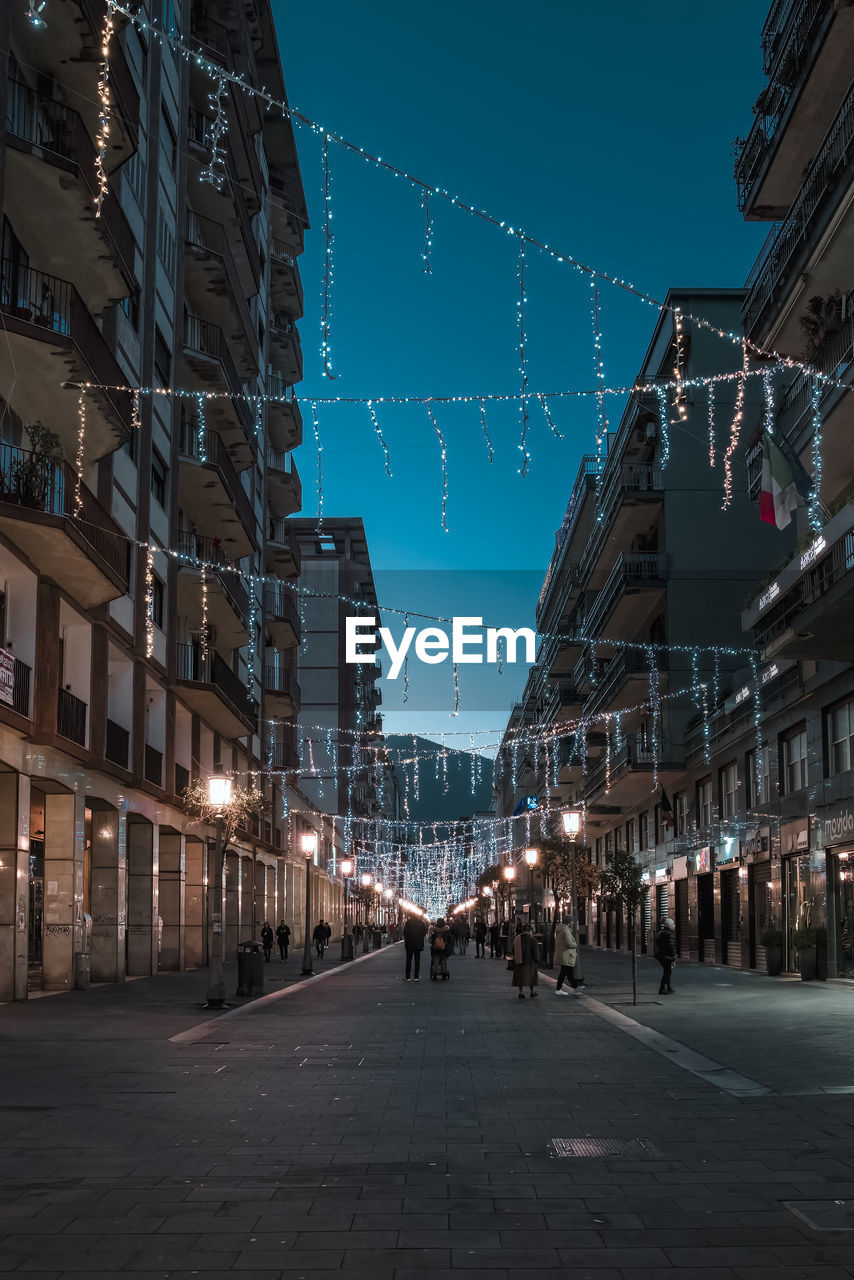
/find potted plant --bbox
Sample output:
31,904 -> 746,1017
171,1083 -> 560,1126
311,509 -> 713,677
760,927 -> 783,976
792,924 -> 817,981
815,926 -> 828,981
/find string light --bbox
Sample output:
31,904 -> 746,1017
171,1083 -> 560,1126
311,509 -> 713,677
479,400 -> 495,463
144,542 -> 155,659
309,401 -> 323,533
367,400 -> 392,477
809,378 -> 823,532
131,388 -> 142,436
591,280 -> 609,505
320,131 -> 335,379
517,235 -> 530,476
655,386 -> 671,470
402,613 -> 410,704
200,71 -> 228,190
74,393 -> 86,517
537,393 -> 564,441
426,404 -> 449,532
762,368 -> 776,437
646,644 -> 661,791
707,382 -> 716,468
673,307 -> 688,422
722,342 -> 749,511
195,393 -> 207,461
26,1 -> 47,27
422,189 -> 433,274
93,0 -> 115,215
200,566 -> 209,662
451,663 -> 460,717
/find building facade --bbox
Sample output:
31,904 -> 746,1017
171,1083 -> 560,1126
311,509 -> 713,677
0,0 -> 343,1002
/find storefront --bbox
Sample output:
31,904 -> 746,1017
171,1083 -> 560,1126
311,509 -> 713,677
742,825 -> 772,971
694,847 -> 715,963
816,802 -> 854,979
716,838 -> 742,967
671,856 -> 689,958
781,819 -> 825,974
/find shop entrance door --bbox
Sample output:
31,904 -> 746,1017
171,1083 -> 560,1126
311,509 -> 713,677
28,787 -> 46,990
784,851 -> 827,971
827,849 -> 854,978
697,873 -> 715,962
721,868 -> 741,967
674,880 -> 689,957
749,861 -> 773,970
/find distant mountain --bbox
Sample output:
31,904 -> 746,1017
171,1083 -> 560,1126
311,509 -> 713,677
385,735 -> 494,823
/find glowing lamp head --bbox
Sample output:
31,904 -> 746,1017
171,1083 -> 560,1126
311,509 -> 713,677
340,859 -> 353,876
562,809 -> 582,838
208,776 -> 233,809
503,865 -> 516,882
360,873 -> 373,887
384,888 -> 394,900
374,882 -> 383,894
301,831 -> 318,858
524,847 -> 538,867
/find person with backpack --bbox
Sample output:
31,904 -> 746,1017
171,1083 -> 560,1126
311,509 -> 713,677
260,921 -> 274,963
403,912 -> 429,981
655,917 -> 676,994
430,917 -> 451,980
275,920 -> 290,961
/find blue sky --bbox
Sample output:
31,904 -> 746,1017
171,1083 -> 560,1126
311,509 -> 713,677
274,0 -> 771,737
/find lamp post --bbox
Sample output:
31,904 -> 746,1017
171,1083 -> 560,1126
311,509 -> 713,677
360,873 -> 372,950
301,831 -> 317,975
524,847 -> 539,931
563,808 -> 584,983
340,858 -> 353,925
503,864 -> 516,925
205,775 -> 233,1009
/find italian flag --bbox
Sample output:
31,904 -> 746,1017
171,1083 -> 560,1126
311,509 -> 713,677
760,433 -> 801,529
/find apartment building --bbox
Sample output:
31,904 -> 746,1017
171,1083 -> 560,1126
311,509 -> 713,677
0,0 -> 343,1002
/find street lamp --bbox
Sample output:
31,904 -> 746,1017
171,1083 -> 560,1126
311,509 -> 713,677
562,808 -> 584,982
205,775 -> 234,1009
340,858 -> 353,925
301,831 -> 317,975
503,863 -> 516,921
524,847 -> 539,931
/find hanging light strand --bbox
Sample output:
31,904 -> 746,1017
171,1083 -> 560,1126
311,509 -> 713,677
809,378 -> 823,532
74,393 -> 86,517
320,131 -> 336,379
367,399 -> 392,477
591,280 -> 609,506
93,0 -> 115,215
426,404 -> 449,532
310,401 -> 324,533
707,382 -> 716,468
537,393 -> 564,440
722,342 -> 749,511
421,188 -> 433,274
479,400 -> 495,464
517,234 -> 530,476
199,70 -> 229,190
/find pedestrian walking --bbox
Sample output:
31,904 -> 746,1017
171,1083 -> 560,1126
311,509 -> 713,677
403,912 -> 428,981
324,920 -> 332,948
275,920 -> 290,961
553,916 -> 586,995
499,918 -> 510,958
261,921 -> 274,963
474,917 -> 487,958
313,920 -> 327,958
511,922 -> 539,1000
453,916 -> 469,954
489,921 -> 501,957
429,917 -> 451,980
655,917 -> 676,994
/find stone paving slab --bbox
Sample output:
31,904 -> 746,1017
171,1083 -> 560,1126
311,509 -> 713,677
2,943 -> 854,1277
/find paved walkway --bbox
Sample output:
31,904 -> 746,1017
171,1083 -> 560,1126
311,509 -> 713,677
2,942 -> 854,1278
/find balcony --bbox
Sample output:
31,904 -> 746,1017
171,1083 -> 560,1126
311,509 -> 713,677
536,455 -> 599,633
267,728 -> 299,773
743,502 -> 854,661
144,744 -> 163,788
579,462 -> 664,590
14,0 -> 139,169
584,734 -> 684,808
538,627 -> 588,680
175,643 -> 256,739
184,211 -> 257,376
189,12 -> 232,63
270,238 -> 304,318
105,718 -> 130,769
267,518 -> 301,578
266,448 -> 302,518
178,423 -> 256,558
734,0 -> 854,217
582,551 -> 667,642
1,657 -> 32,720
0,442 -> 130,608
0,260 -> 132,460
269,313 -> 303,385
741,80 -> 854,345
266,374 -> 303,451
577,647 -> 664,721
270,170 -> 305,248
263,664 -> 300,716
4,78 -> 135,312
264,584 -> 301,647
175,530 -> 250,652
57,687 -> 87,747
187,109 -> 261,288
180,313 -> 256,449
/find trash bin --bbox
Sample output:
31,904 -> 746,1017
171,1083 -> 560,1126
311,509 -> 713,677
73,951 -> 90,990
341,932 -> 354,961
372,928 -> 382,950
236,940 -> 265,997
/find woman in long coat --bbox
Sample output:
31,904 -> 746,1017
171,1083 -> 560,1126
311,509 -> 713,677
511,923 -> 539,999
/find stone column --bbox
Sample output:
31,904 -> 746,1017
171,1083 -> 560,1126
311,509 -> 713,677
184,836 -> 205,969
0,771 -> 31,1002
224,851 -> 240,955
42,790 -> 82,991
158,831 -> 184,971
254,859 -> 268,936
126,818 -> 158,975
241,855 -> 255,940
89,805 -> 126,984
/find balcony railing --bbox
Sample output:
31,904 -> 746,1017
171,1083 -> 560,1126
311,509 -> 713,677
753,522 -> 854,650
537,455 -> 599,623
105,718 -> 129,768
57,687 -> 86,745
175,529 -> 250,621
178,421 -> 256,537
182,314 -> 255,437
267,374 -> 295,403
583,551 -> 665,640
5,78 -> 134,281
144,744 -> 163,787
185,211 -> 256,351
0,441 -> 130,587
268,518 -> 301,567
11,658 -> 30,718
186,109 -> 261,282
264,665 -> 301,707
578,462 -> 664,582
271,239 -> 297,267
175,643 -> 256,726
263,586 -> 301,640
189,11 -> 232,62
742,79 -> 854,334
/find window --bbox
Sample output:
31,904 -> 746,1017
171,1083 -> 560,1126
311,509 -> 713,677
605,830 -> 613,857
160,104 -> 177,168
122,140 -> 146,207
614,826 -> 624,853
782,726 -> 808,793
151,452 -> 167,508
639,811 -> 649,851
654,803 -> 662,845
720,761 -> 738,819
625,818 -> 635,854
745,748 -> 769,807
697,778 -> 712,827
595,837 -> 603,866
828,700 -> 854,776
120,292 -> 140,329
151,577 -> 164,629
156,208 -> 176,276
154,325 -> 171,387
675,792 -> 689,835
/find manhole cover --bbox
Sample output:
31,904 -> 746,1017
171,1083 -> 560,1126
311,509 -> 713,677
785,1201 -> 854,1231
549,1137 -> 663,1159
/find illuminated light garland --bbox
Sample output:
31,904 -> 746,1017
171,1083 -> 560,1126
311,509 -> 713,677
74,393 -> 86,517
195,393 -> 207,462
200,565 -> 209,662
199,71 -> 228,190
655,386 -> 671,470
451,662 -> 460,717
320,132 -> 336,379
762,368 -> 776,437
308,401 -> 324,533
144,542 -> 155,658
537,393 -> 564,441
131,387 -> 142,435
367,399 -> 392,477
749,649 -> 764,800
673,307 -> 688,423
26,1 -> 47,26
591,280 -> 609,507
604,716 -> 612,794
646,645 -> 661,790
722,343 -> 749,511
479,400 -> 495,463
707,382 -> 716,468
93,0 -> 115,215
712,648 -> 721,713
247,577 -> 258,690
422,189 -> 433,274
517,235 -> 530,476
809,378 -> 823,533
401,612 -> 410,704
426,404 -> 449,531
254,395 -> 263,442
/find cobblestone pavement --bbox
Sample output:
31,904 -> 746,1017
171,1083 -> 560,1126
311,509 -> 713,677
2,942 -> 854,1279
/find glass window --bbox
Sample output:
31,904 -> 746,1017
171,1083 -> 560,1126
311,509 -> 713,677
150,452 -> 167,508
783,727 -> 808,793
675,793 -> 689,835
625,818 -> 634,854
720,761 -> 738,819
829,701 -> 854,776
697,778 -> 712,827
595,837 -> 603,865
746,748 -> 769,807
639,811 -> 649,851
151,577 -> 164,629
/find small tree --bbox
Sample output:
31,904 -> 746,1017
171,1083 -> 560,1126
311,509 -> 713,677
601,848 -> 645,1006
540,836 -> 601,965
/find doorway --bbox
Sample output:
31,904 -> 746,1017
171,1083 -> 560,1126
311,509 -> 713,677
697,872 -> 714,962
827,849 -> 854,978
674,879 -> 689,957
721,868 -> 740,966
749,860 -> 773,970
28,788 -> 45,989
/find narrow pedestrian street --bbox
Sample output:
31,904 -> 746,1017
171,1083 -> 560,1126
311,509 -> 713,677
2,946 -> 854,1278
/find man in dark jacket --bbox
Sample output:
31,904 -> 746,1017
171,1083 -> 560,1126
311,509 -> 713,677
260,921 -> 274,963
489,921 -> 501,958
313,920 -> 327,958
275,921 -> 290,961
473,917 -> 487,958
403,913 -> 429,981
654,917 -> 676,994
